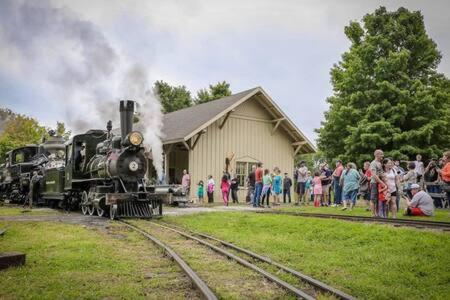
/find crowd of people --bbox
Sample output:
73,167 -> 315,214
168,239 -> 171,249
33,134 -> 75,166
181,149 -> 450,217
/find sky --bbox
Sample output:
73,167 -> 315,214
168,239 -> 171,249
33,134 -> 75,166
0,0 -> 449,145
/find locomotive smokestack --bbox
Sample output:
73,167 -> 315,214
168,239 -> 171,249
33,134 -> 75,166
120,100 -> 134,143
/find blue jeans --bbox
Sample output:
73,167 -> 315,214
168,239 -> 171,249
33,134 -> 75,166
253,182 -> 263,207
333,177 -> 342,204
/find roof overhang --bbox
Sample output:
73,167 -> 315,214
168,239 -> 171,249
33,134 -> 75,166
163,87 -> 316,154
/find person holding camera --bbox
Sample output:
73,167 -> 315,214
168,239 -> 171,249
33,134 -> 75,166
424,158 -> 440,194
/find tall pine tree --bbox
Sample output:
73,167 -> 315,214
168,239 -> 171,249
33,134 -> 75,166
317,7 -> 450,164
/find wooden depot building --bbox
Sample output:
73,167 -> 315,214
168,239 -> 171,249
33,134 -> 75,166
161,86 -> 316,200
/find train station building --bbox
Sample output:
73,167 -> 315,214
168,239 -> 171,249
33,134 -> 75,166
161,86 -> 316,199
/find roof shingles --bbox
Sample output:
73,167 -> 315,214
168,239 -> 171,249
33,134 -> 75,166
161,87 -> 258,142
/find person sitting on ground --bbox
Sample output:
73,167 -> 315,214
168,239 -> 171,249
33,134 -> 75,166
403,162 -> 417,199
341,162 -> 361,211
404,184 -> 435,216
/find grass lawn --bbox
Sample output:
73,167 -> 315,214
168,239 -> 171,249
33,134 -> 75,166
0,221 -> 200,299
273,204 -> 450,223
0,206 -> 60,216
164,212 -> 450,300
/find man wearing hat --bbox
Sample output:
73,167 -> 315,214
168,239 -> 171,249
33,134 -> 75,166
283,172 -> 292,203
404,183 -> 435,216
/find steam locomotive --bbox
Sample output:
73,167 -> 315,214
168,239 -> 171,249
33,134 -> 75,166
0,100 -> 164,219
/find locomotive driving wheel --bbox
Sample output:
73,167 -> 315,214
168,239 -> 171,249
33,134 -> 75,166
81,191 -> 88,215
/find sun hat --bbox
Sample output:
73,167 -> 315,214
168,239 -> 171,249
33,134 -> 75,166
410,183 -> 420,189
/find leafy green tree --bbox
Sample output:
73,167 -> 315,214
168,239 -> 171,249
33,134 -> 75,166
316,7 -> 450,164
56,121 -> 71,140
0,114 -> 48,161
195,81 -> 232,104
153,80 -> 193,113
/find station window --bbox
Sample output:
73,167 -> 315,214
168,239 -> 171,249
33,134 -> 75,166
236,161 -> 258,187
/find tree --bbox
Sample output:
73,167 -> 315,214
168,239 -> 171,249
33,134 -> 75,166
316,7 -> 450,165
56,121 -> 71,140
195,81 -> 232,104
153,80 -> 193,113
0,114 -> 48,161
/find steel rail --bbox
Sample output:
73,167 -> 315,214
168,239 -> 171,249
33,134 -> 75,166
149,221 -> 315,300
159,221 -> 354,300
255,211 -> 450,230
118,221 -> 217,300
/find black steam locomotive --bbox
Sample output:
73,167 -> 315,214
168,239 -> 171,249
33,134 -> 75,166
0,100 -> 164,219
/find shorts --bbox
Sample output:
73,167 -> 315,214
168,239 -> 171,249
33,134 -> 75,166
322,184 -> 330,195
406,207 -> 426,216
342,189 -> 358,204
297,182 -> 306,195
370,183 -> 378,203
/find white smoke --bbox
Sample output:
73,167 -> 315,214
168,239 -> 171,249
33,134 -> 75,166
0,0 -> 165,178
120,66 -> 164,180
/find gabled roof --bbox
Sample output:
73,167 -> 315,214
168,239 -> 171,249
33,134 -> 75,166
162,87 -> 316,154
162,87 -> 258,144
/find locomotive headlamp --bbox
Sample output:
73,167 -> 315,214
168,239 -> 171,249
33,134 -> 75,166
128,131 -> 143,146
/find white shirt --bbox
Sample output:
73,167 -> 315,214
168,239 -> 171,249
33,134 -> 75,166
414,160 -> 424,176
385,169 -> 397,193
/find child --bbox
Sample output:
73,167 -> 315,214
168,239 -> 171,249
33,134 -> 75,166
272,168 -> 282,205
197,180 -> 204,204
304,171 -> 312,205
402,162 -> 417,199
378,174 -> 389,218
230,176 -> 239,203
312,170 -> 323,207
207,175 -> 215,203
221,174 -> 230,206
261,169 -> 272,207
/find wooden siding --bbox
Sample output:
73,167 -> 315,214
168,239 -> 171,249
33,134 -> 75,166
188,97 -> 295,201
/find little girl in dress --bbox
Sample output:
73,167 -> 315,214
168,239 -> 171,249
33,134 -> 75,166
312,170 -> 323,207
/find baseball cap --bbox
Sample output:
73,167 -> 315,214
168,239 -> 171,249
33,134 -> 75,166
410,183 -> 420,189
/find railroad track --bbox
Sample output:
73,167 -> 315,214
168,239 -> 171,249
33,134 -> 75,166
141,220 -> 355,300
256,210 -> 450,231
118,221 -> 218,300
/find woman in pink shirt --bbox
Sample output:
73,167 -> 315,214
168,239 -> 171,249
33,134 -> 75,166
221,174 -> 231,206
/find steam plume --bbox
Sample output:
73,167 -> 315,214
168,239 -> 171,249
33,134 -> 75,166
0,0 -> 165,179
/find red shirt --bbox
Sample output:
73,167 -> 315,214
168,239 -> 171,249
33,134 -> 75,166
378,183 -> 386,201
442,162 -> 450,183
333,165 -> 344,177
255,168 -> 263,183
365,169 -> 372,180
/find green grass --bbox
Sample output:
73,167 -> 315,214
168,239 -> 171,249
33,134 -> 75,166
164,212 -> 450,300
0,206 -> 59,216
274,204 -> 450,222
0,221 -> 200,299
